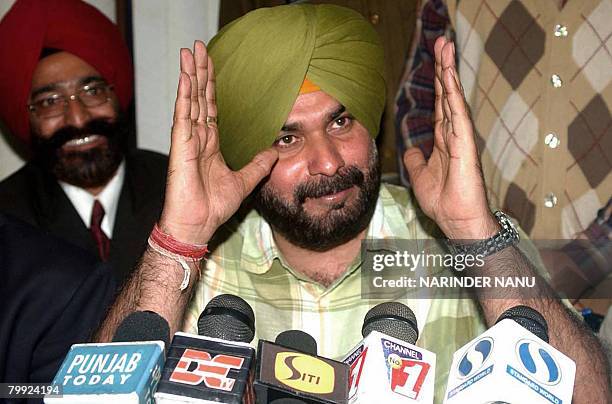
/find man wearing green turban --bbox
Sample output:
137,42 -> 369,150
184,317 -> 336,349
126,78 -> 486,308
208,4 -> 386,171
96,4 -> 610,403
209,4 -> 386,253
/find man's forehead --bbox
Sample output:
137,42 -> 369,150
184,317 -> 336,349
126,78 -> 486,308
31,51 -> 105,94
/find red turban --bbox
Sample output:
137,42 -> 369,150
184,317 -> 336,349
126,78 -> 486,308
0,0 -> 133,145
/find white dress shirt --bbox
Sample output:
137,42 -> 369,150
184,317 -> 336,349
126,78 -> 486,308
59,161 -> 125,236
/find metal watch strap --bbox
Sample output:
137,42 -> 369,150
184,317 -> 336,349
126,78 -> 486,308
448,211 -> 520,258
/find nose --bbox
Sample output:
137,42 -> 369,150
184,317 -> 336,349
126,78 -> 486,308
306,134 -> 345,176
63,97 -> 91,128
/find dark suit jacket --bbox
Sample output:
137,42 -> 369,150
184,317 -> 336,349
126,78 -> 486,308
0,214 -> 116,402
0,149 -> 168,285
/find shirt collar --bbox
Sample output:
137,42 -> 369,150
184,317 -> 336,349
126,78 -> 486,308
238,184 -> 413,275
59,160 -> 125,236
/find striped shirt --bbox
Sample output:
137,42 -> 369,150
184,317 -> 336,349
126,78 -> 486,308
183,183 -> 543,401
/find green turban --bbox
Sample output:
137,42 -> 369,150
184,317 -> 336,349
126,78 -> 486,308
208,4 -> 386,170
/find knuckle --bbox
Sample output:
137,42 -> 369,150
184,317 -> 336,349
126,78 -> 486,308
173,116 -> 190,123
251,157 -> 268,175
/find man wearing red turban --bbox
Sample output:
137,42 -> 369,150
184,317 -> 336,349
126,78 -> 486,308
0,0 -> 167,284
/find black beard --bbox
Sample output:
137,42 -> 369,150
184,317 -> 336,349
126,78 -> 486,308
253,147 -> 381,252
32,117 -> 128,189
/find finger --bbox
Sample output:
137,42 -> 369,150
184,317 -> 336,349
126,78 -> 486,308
440,41 -> 453,122
433,37 -> 450,152
441,42 -> 462,90
180,48 -> 199,121
205,55 -> 217,122
403,146 -> 427,183
199,56 -> 219,156
236,148 -> 279,197
194,40 -> 208,124
441,64 -> 479,164
441,43 -> 472,137
433,37 -> 446,126
449,42 -> 465,94
443,67 -> 473,139
171,72 -> 192,142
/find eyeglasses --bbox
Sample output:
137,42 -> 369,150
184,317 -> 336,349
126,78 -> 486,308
27,82 -> 114,119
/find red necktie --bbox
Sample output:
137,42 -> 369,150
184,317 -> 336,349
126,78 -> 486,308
90,200 -> 110,261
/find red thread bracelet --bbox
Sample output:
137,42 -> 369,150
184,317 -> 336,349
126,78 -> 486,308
150,223 -> 209,259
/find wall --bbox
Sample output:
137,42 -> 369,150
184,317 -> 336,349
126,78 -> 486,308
132,0 -> 219,155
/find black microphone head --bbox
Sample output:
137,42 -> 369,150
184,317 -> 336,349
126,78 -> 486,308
362,302 -> 418,344
496,305 -> 549,343
275,330 -> 317,356
197,294 -> 255,343
112,311 -> 170,347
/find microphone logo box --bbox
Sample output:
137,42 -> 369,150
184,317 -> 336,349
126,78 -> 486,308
515,338 -> 562,386
274,351 -> 336,394
169,348 -> 245,390
381,337 -> 432,400
456,337 -> 494,380
155,332 -> 255,404
44,341 -> 165,404
444,319 -> 576,404
342,330 -> 436,403
345,345 -> 368,399
255,340 -> 350,403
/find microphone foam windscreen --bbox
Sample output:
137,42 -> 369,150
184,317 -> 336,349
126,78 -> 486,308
362,302 -> 418,344
198,294 -> 255,343
112,310 -> 170,347
275,330 -> 318,356
496,305 -> 549,343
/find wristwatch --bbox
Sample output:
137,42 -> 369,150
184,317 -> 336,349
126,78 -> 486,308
447,211 -> 520,258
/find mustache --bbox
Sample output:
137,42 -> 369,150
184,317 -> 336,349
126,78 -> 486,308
294,166 -> 364,204
35,118 -> 119,151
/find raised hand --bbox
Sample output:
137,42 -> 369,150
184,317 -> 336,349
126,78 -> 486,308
403,36 -> 498,240
159,41 -> 278,244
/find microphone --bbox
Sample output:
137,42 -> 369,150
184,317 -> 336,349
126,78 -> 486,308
495,305 -> 548,341
45,311 -> 168,403
443,305 -> 576,404
253,330 -> 350,403
154,294 -> 257,404
113,310 -> 171,346
341,302 -> 436,403
197,292 -> 256,342
275,330 -> 318,355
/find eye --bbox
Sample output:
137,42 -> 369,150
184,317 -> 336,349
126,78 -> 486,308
38,95 -> 61,108
84,85 -> 102,96
274,134 -> 299,148
330,115 -> 352,130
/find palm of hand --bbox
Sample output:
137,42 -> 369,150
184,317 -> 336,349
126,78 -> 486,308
403,37 -> 494,240
159,41 -> 278,244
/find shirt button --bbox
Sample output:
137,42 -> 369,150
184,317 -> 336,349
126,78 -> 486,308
554,24 -> 568,37
544,193 -> 558,208
551,74 -> 563,88
370,13 -> 380,25
544,133 -> 560,148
